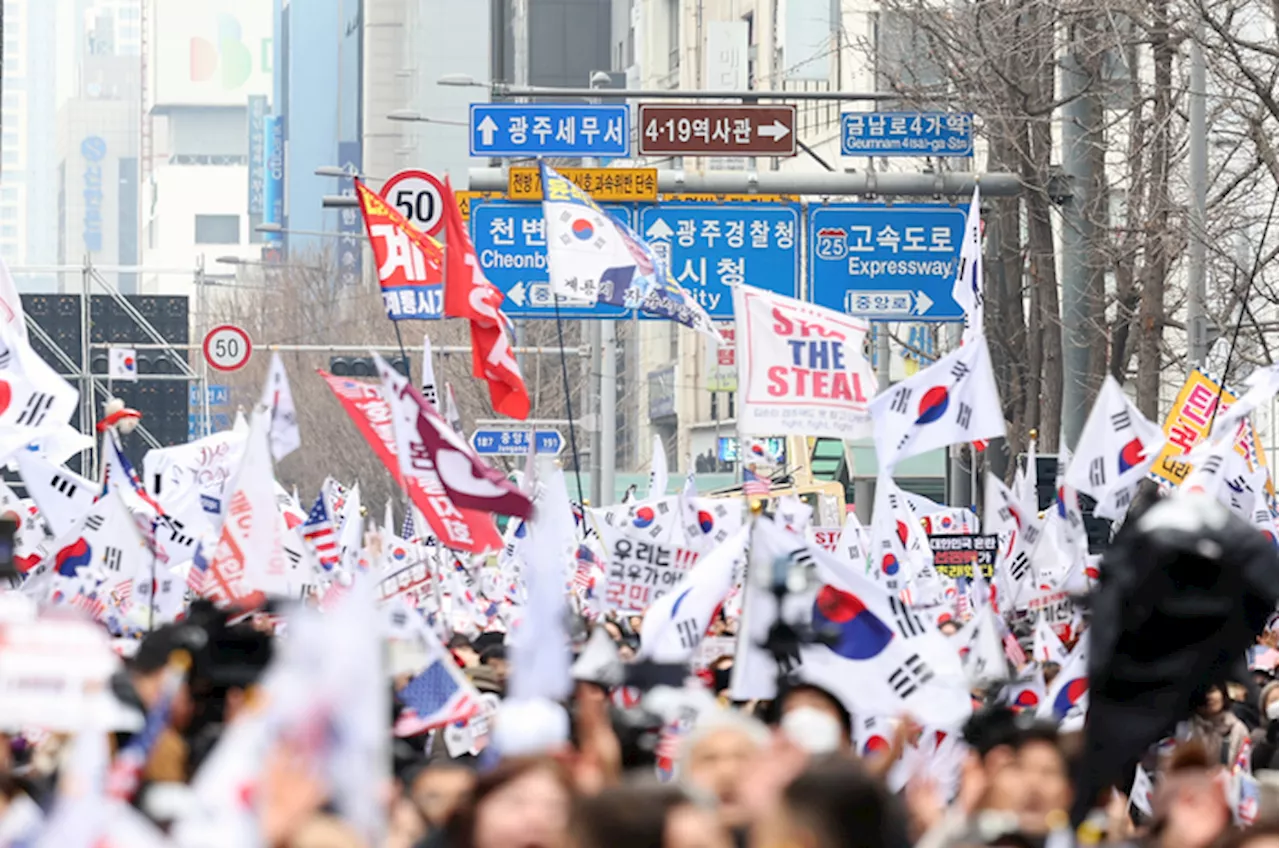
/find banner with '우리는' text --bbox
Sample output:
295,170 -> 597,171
733,285 -> 877,439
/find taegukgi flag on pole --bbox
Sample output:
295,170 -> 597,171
539,163 -> 643,305
733,285 -> 877,439
868,335 -> 1004,469
1064,376 -> 1164,520
952,186 -> 984,342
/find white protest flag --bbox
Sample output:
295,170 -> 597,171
0,256 -> 26,343
443,383 -> 464,435
834,510 -> 871,570
337,482 -> 363,576
867,472 -> 917,599
1064,376 -> 1165,520
1207,363 -> 1280,444
107,348 -> 138,382
17,452 -> 95,537
258,352 -> 301,462
591,494 -> 685,546
143,427 -> 247,525
732,516 -> 971,726
679,491 -> 744,554
1002,666 -> 1047,713
733,284 -> 876,439
1017,432 -> 1039,521
1033,616 -> 1069,665
1130,765 -> 1155,817
421,333 -> 440,411
206,410 -> 290,600
952,186 -> 984,341
869,336 -> 1004,469
638,526 -> 747,663
508,457 -> 574,702
961,595 -> 1009,685
0,323 -> 79,451
1037,631 -> 1089,723
540,162 -> 642,303
648,433 -> 669,498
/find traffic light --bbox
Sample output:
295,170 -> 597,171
328,355 -> 410,379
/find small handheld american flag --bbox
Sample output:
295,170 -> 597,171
742,467 -> 770,497
302,493 -> 341,571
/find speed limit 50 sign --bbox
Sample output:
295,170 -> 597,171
203,325 -> 253,372
380,168 -> 447,237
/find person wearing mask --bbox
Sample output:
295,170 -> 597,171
1189,682 -> 1250,767
1252,680 -> 1279,772
765,683 -> 852,755
443,757 -> 574,848
676,709 -> 770,837
755,758 -> 910,848
569,783 -> 730,848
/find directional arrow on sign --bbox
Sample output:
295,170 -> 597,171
645,218 -> 674,240
757,120 -> 791,141
913,291 -> 934,315
477,115 -> 498,146
507,281 -> 528,307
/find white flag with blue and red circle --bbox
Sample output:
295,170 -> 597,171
540,163 -> 641,304
108,347 -> 138,382
1064,375 -> 1164,520
868,336 -> 1005,470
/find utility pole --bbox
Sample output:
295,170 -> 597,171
586,71 -> 616,508
1188,26 -> 1208,368
1059,36 -> 1103,449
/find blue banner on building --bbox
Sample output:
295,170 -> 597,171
82,136 -> 106,254
263,115 -> 284,245
336,140 -> 362,288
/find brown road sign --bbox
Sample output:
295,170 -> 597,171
638,104 -> 798,157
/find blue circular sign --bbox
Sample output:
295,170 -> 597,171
80,136 -> 107,162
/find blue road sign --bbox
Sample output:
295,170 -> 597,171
189,385 -> 230,407
639,204 -> 801,317
471,200 -> 632,319
471,429 -> 564,456
809,204 -> 967,321
469,104 -> 630,158
188,412 -> 232,439
840,112 -> 974,157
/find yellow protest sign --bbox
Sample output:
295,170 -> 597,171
507,167 -> 659,202
1150,369 -> 1268,486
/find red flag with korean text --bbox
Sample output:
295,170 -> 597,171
320,370 -> 502,554
355,181 -> 445,321
439,176 -> 530,420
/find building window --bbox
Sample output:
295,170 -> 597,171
0,207 -> 16,220
194,214 -> 240,244
2,151 -> 17,166
0,225 -> 16,239
0,188 -> 17,202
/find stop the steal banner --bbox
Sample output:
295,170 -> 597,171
733,285 -> 877,439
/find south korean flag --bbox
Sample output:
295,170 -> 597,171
1064,376 -> 1164,520
868,335 -> 1005,470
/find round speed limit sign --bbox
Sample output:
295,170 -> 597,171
203,324 -> 253,372
380,168 -> 447,236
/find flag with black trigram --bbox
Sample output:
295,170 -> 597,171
887,653 -> 936,699
1008,548 -> 1032,585
17,452 -> 96,538
888,596 -> 928,639
1064,375 -> 1164,520
101,546 -> 123,573
868,336 -> 1005,470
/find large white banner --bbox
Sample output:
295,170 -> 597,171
733,285 -> 877,438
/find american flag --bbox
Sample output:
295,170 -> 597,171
187,542 -> 209,595
401,510 -> 416,540
105,657 -> 187,801
393,658 -> 478,737
742,467 -> 770,497
573,544 -> 601,596
998,616 -> 1027,668
302,493 -> 340,570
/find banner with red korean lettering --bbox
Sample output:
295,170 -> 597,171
1151,369 -> 1270,487
598,524 -> 699,613
320,371 -> 501,554
733,285 -> 877,439
355,181 -> 445,321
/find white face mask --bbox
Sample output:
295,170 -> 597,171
781,706 -> 843,755
1267,701 -> 1279,722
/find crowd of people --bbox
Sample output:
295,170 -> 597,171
0,576 -> 1272,848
